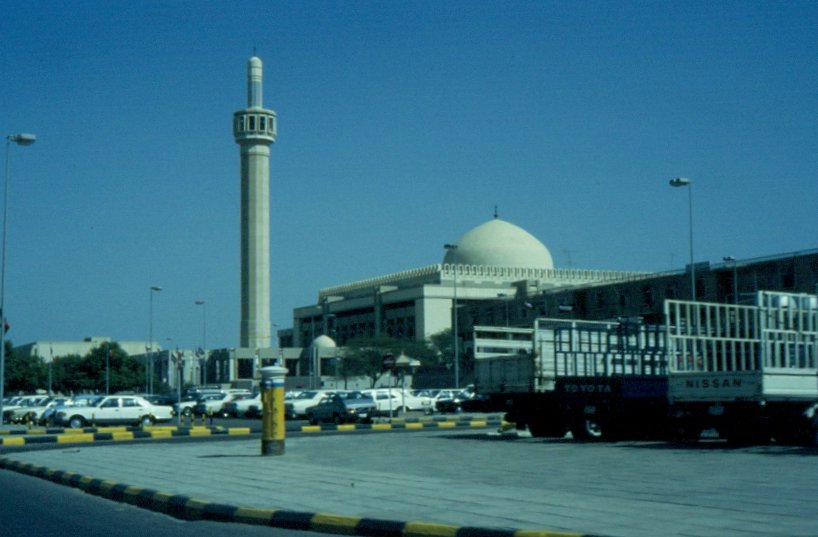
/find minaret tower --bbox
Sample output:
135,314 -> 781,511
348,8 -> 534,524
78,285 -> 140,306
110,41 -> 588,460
234,56 -> 276,349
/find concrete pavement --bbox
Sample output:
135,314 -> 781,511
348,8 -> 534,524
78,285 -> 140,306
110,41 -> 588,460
2,427 -> 818,537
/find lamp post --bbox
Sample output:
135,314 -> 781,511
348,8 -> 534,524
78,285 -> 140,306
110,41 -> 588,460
669,177 -> 695,301
444,243 -> 460,388
148,286 -> 162,393
723,256 -> 738,305
0,133 -> 36,425
195,300 -> 207,385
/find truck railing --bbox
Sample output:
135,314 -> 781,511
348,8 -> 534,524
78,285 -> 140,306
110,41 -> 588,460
665,291 -> 818,402
666,291 -> 818,374
534,318 -> 668,378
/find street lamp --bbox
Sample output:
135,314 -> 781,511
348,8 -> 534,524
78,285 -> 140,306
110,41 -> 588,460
444,243 -> 460,388
723,256 -> 738,305
669,177 -> 695,301
0,133 -> 36,425
148,286 -> 162,393
195,300 -> 207,385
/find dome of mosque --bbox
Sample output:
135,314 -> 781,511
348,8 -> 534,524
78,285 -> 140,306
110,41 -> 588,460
442,218 -> 554,269
311,334 -> 337,348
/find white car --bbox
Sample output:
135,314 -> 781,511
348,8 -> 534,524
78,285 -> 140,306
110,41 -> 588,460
173,389 -> 222,416
362,389 -> 432,414
12,396 -> 70,424
191,390 -> 252,417
3,395 -> 52,423
55,395 -> 173,429
285,390 -> 335,419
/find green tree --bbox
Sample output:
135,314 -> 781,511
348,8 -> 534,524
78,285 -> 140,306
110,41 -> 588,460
3,340 -> 47,393
339,335 -> 439,387
428,329 -> 455,369
51,354 -> 84,394
339,336 -> 405,387
83,343 -> 144,394
50,343 -> 145,394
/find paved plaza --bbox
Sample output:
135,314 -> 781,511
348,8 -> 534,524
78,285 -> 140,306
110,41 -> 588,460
2,429 -> 818,537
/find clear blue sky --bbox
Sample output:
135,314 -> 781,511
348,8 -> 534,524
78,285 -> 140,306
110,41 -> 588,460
2,1 -> 816,352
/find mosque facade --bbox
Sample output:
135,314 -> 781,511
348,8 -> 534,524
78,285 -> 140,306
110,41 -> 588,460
290,216 -> 654,348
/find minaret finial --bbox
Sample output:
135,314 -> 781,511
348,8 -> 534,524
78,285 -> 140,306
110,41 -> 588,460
247,55 -> 263,108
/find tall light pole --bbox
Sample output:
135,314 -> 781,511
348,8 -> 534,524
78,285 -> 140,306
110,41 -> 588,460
444,243 -> 460,388
148,286 -> 162,393
669,177 -> 695,301
195,300 -> 207,385
723,256 -> 738,305
0,133 -> 36,425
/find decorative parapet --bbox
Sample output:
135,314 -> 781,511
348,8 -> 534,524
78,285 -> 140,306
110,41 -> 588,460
318,264 -> 442,298
440,263 -> 654,285
318,263 -> 655,299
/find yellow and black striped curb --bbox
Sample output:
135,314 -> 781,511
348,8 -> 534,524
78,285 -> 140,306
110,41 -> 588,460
297,417 -> 507,434
0,426 -> 252,447
1,417 -> 508,447
0,456 -> 596,537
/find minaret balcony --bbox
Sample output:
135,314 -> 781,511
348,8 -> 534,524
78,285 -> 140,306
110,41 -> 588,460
234,110 -> 276,144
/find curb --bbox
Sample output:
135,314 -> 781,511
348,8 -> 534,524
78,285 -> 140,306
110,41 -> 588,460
0,425 -> 252,447
0,455 -> 594,537
1,417 -> 506,447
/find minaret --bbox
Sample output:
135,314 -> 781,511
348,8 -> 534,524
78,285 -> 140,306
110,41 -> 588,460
234,56 -> 276,349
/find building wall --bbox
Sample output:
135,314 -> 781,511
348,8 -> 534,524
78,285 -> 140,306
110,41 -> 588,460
415,296 -> 452,339
16,337 -> 157,363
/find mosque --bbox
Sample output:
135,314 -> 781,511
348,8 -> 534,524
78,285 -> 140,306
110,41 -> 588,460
16,56 -> 818,393
290,214 -> 651,348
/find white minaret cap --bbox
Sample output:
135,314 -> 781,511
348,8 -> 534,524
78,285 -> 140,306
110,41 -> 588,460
248,56 -> 263,108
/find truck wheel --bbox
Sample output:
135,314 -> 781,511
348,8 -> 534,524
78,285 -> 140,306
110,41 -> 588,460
571,418 -> 604,441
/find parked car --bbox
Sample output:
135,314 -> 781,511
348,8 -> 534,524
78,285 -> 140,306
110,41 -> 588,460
362,388 -> 432,415
285,390 -> 335,419
191,390 -> 252,418
54,395 -> 174,428
434,389 -> 474,413
173,389 -> 223,416
19,396 -> 71,424
222,393 -> 261,418
305,391 -> 376,425
41,395 -> 103,426
459,392 -> 493,412
3,395 -> 52,423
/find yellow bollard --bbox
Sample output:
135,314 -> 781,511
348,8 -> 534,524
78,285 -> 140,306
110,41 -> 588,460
260,365 -> 288,456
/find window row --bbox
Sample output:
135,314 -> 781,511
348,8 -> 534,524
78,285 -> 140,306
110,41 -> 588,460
234,112 -> 276,137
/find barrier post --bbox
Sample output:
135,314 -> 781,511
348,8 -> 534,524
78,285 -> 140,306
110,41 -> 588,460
260,365 -> 288,456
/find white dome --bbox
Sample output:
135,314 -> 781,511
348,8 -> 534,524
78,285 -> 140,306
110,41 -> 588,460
311,334 -> 337,348
442,218 -> 554,269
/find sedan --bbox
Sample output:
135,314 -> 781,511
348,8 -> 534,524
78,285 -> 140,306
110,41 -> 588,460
305,392 -> 376,425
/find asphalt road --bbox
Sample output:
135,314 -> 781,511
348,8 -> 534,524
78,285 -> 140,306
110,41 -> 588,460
0,469 -> 327,537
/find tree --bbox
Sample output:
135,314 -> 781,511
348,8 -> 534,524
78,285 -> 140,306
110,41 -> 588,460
83,343 -> 144,394
340,335 -> 399,387
3,340 -> 47,393
339,335 -> 440,387
428,329 -> 455,369
49,343 -> 145,394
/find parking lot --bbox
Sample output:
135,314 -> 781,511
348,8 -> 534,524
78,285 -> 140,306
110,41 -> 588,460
3,425 -> 818,537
